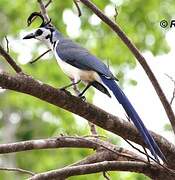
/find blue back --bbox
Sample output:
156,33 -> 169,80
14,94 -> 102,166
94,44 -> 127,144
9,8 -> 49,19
55,37 -> 115,79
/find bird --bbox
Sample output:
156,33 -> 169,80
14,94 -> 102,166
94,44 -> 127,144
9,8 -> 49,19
23,12 -> 166,163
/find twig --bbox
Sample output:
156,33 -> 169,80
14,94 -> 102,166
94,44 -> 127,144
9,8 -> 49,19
106,137 -> 174,175
79,0 -> 175,134
88,122 -> 98,137
83,135 -> 106,139
122,138 -> 173,174
165,74 -> 175,105
0,44 -> 22,73
29,49 -> 51,64
73,0 -> 82,17
125,115 -> 151,162
114,5 -> 118,22
45,0 -> 52,8
103,171 -> 110,180
5,36 -> 9,53
123,139 -> 154,162
37,0 -> 50,22
171,89 -> 175,105
0,167 -> 35,176
143,146 -> 150,163
125,114 -> 131,122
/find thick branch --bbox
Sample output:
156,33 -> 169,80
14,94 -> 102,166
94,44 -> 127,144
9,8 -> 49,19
0,72 -> 174,167
0,44 -> 22,73
79,0 -> 175,134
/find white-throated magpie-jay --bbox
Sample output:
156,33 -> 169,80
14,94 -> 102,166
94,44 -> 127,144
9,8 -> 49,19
23,12 -> 166,163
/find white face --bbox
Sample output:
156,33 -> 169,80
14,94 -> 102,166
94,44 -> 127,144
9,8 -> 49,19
34,28 -> 51,42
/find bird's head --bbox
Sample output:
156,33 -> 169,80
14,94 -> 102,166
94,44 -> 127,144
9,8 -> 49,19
23,12 -> 61,47
23,27 -> 53,43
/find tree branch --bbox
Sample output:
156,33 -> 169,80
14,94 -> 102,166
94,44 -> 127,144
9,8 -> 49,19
73,0 -> 82,17
0,72 -> 174,167
0,167 -> 35,176
0,132 -> 171,179
0,136 -> 98,154
0,135 -> 159,178
165,74 -> 175,105
79,0 -> 175,134
88,122 -> 98,137
0,135 -> 147,164
29,49 -> 51,64
37,0 -> 50,22
4,36 -> 9,53
28,161 -> 174,180
0,44 -> 22,73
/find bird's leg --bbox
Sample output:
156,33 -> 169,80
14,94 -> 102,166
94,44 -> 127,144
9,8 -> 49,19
72,80 -> 81,96
60,80 -> 81,90
78,83 -> 92,97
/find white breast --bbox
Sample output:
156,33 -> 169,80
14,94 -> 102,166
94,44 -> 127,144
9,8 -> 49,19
53,41 -> 101,83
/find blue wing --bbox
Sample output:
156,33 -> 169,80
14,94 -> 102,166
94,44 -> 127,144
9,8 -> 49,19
56,38 -> 116,80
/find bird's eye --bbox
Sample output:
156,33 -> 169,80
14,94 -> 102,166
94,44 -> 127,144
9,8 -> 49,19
45,34 -> 51,39
35,29 -> 43,36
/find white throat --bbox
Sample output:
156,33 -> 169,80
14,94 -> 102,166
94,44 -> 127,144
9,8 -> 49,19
41,38 -> 52,49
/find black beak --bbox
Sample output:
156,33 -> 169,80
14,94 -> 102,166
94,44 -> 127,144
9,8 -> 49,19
23,33 -> 35,39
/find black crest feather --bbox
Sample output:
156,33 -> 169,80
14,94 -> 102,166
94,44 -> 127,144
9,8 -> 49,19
27,12 -> 52,27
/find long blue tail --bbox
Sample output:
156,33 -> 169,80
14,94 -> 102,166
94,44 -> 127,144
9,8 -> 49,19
100,75 -> 166,162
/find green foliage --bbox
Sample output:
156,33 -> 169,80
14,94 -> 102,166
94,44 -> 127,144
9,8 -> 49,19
164,123 -> 173,131
0,0 -> 174,179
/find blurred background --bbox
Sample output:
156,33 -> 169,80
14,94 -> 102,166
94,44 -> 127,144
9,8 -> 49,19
0,0 -> 175,179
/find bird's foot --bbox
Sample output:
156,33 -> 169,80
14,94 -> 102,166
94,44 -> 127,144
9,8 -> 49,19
78,93 -> 86,101
80,96 -> 86,101
59,87 -> 66,91
59,85 -> 71,91
59,88 -> 71,96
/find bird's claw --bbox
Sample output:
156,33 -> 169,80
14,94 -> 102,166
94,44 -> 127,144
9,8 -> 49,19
78,93 -> 86,101
59,88 -> 71,95
80,96 -> 86,101
59,87 -> 66,91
